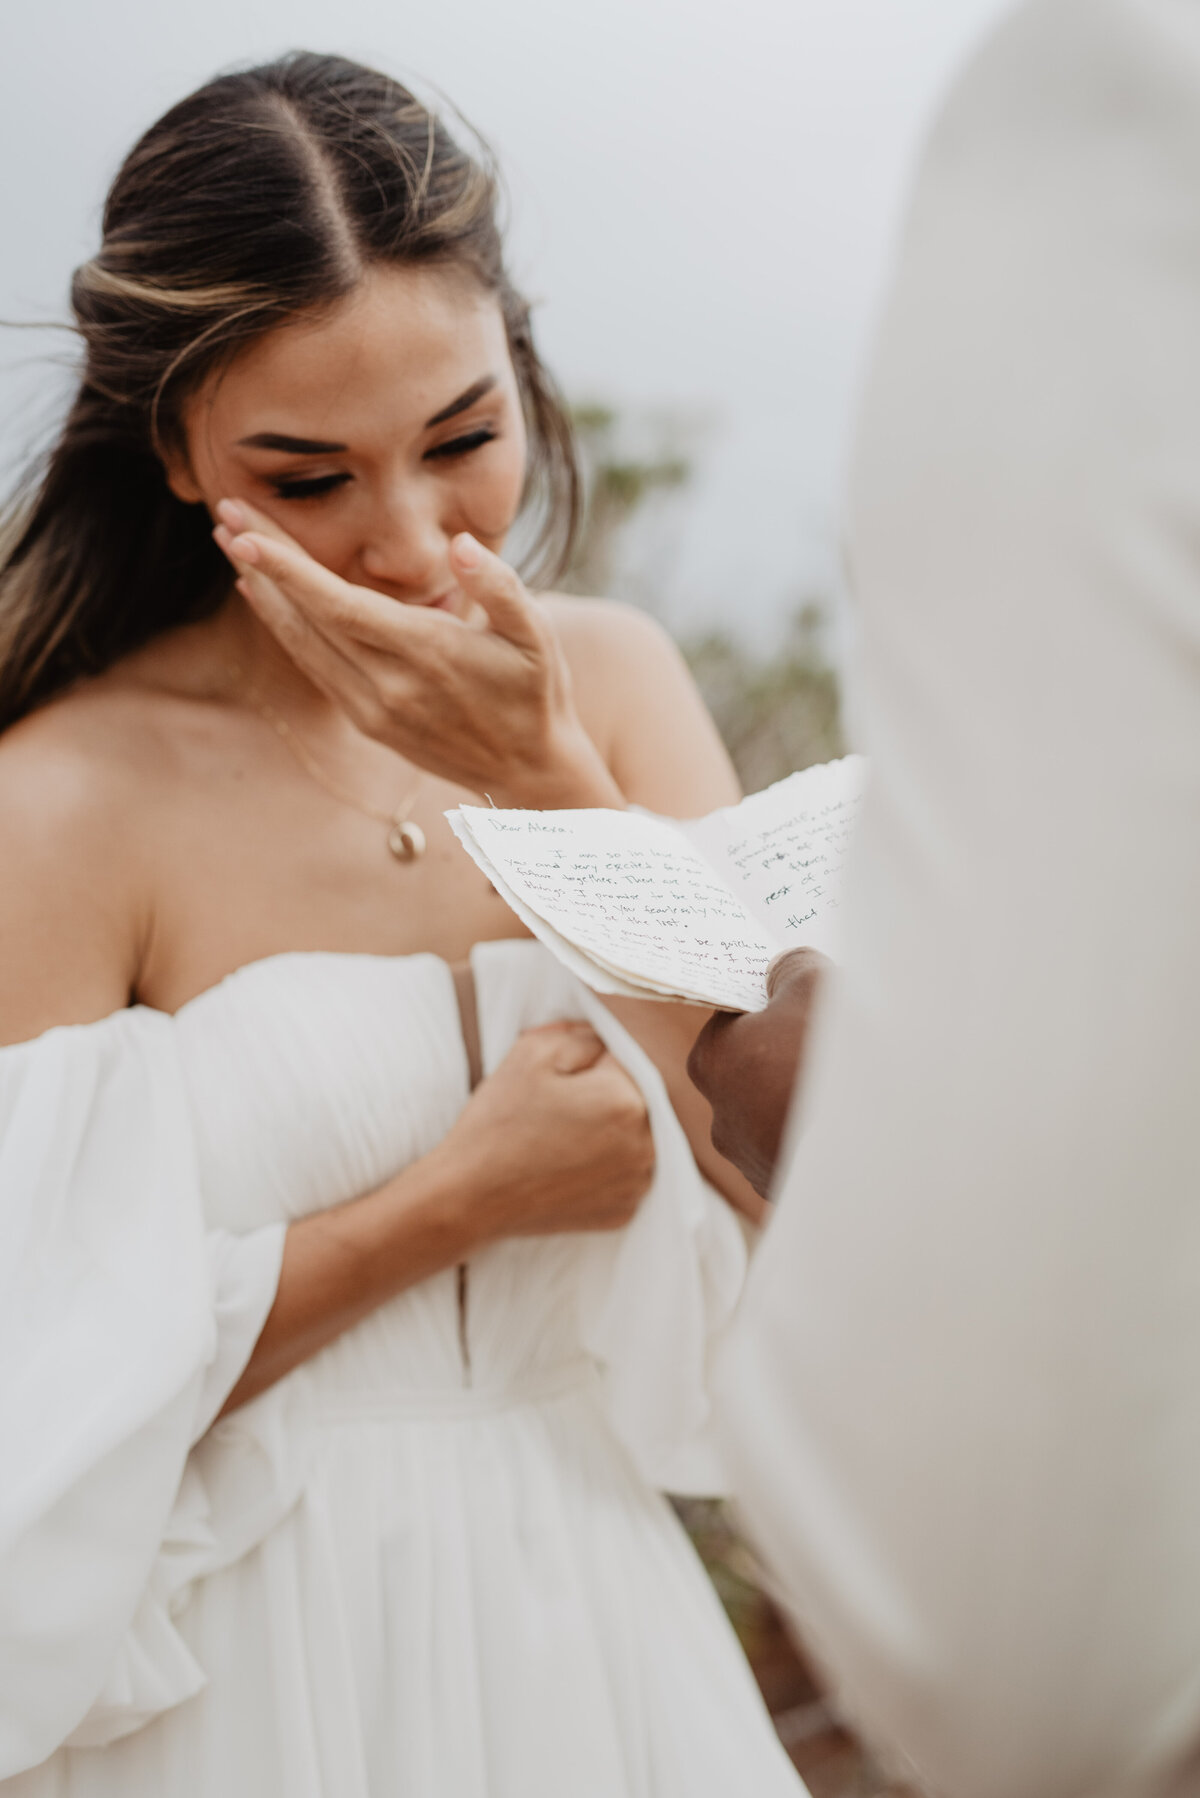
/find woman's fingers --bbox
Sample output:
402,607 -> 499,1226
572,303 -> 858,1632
215,496 -> 305,553
231,563 -> 385,724
216,497 -> 421,657
220,525 -> 424,655
526,1019 -> 608,1075
449,534 -> 545,652
217,504 -> 539,660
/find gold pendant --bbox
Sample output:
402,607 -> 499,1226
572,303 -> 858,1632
387,819 -> 426,862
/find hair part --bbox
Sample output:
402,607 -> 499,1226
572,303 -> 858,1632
0,52 -> 579,733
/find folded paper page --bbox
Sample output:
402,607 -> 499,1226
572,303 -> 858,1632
447,755 -> 866,1012
680,757 -> 868,956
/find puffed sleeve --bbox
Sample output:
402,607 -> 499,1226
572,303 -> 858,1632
0,1008 -> 285,1777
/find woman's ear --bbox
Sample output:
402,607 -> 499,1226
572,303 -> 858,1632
161,450 -> 205,506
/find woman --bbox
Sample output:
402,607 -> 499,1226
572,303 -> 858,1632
0,53 -> 805,1796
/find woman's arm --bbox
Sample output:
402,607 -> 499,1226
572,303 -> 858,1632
222,1019 -> 655,1412
0,719 -> 145,1042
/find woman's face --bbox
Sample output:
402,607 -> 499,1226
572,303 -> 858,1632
170,265 -> 529,620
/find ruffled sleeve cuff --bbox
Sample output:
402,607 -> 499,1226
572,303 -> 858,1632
68,1221 -> 293,1750
192,1223 -> 287,1442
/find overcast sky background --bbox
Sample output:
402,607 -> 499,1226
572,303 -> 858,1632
1,0 -> 1010,646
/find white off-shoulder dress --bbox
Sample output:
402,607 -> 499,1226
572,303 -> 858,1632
0,938 -> 804,1796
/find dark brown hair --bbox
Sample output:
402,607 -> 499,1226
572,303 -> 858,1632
0,51 -> 579,732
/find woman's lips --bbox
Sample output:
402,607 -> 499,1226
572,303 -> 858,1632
426,588 -> 472,617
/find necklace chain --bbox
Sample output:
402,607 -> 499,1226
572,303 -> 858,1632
229,665 -> 427,862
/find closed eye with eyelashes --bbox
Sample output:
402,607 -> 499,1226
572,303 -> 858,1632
269,428 -> 499,500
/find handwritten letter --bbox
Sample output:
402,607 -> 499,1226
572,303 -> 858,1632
682,758 -> 867,960
451,807 -> 776,1011
447,755 -> 866,1010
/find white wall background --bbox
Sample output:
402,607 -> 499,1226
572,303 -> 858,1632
0,0 -> 1010,645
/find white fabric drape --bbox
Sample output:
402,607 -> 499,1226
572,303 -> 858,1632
719,3 -> 1200,1795
471,940 -> 747,1496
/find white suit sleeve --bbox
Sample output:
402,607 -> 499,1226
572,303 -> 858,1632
718,3 -> 1200,1796
0,1008 -> 285,1776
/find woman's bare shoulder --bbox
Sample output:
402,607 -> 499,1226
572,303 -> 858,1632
538,594 -> 693,734
0,673 -> 194,842
0,682 -> 169,1042
539,591 -> 678,661
537,594 -> 739,816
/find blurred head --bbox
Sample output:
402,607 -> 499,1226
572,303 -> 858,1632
0,52 -> 578,725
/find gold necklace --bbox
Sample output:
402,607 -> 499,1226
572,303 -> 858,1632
230,666 -> 427,862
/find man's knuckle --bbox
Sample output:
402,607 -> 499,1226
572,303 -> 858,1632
709,1116 -> 734,1163
686,1037 -> 713,1093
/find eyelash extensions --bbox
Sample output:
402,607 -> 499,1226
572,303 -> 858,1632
270,428 -> 499,499
270,472 -> 351,500
424,427 -> 497,461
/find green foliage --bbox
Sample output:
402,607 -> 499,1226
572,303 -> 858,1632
563,402 -> 693,598
683,604 -> 845,791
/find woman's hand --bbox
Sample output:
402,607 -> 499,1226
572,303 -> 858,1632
435,1020 -> 656,1241
222,1018 -> 655,1414
212,500 -> 624,810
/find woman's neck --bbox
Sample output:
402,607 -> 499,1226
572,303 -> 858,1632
135,589 -> 338,726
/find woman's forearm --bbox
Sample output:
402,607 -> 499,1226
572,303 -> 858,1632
219,1144 -> 484,1416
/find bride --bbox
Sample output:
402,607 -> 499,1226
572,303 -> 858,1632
0,51 -> 805,1797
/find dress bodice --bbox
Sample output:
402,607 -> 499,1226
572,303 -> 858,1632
172,940 -> 645,1399
175,949 -> 471,1234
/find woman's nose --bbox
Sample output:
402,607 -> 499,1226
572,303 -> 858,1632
358,484 -> 447,597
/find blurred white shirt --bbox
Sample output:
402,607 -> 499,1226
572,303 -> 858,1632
718,3 -> 1200,1795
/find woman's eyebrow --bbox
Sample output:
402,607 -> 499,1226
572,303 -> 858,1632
425,375 -> 497,428
236,378 -> 497,451
238,432 -> 347,454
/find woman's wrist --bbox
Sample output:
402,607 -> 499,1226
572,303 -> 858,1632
385,1137 -> 498,1265
486,727 -> 626,812
219,1145 -> 498,1416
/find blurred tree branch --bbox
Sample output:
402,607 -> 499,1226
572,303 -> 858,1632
563,402 -> 691,598
685,604 -> 845,791
564,399 -> 845,789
